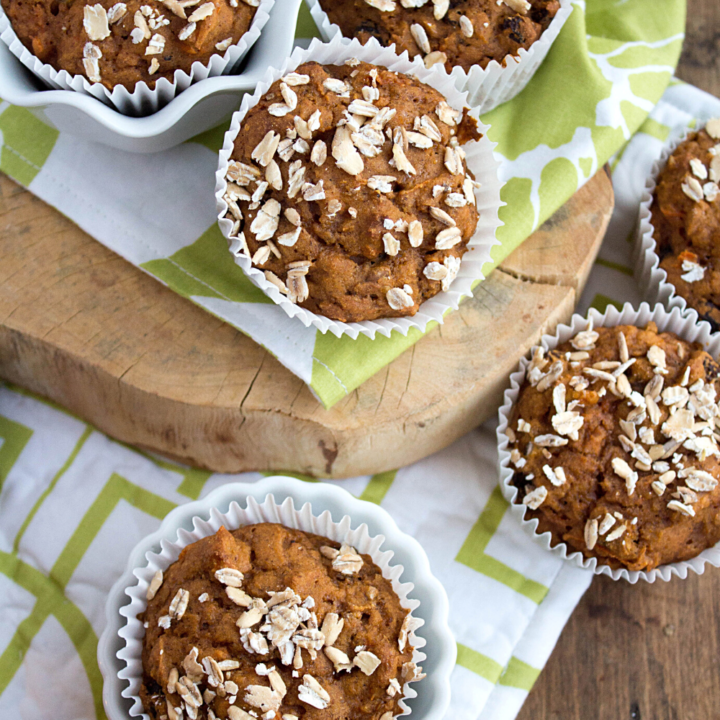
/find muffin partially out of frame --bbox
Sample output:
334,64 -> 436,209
317,0 -> 560,74
506,321 -> 720,573
651,119 -> 720,330
220,59 -> 482,323
139,524 -> 424,720
1,0 -> 260,90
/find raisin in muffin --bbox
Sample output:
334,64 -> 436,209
140,524 -> 424,720
317,0 -> 560,74
220,60 -> 482,323
506,321 -> 720,572
651,119 -> 720,330
2,0 -> 259,90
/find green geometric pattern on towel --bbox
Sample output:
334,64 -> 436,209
0,106 -> 58,185
142,224 -> 273,304
0,415 -> 33,492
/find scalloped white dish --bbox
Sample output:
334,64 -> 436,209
0,0 -> 302,153
97,476 -> 455,720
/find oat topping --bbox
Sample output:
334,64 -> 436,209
83,4 -> 111,41
584,517 -> 598,550
522,485 -> 547,509
681,257 -> 706,283
283,73 -> 310,86
410,23 -> 431,54
397,613 -> 422,653
107,3 -> 128,23
353,650 -> 382,676
216,37 -> 234,52
298,674 -> 331,709
682,174 -> 706,203
147,569 -> 164,600
707,119 -> 720,140
364,0 -> 397,10
158,614 -> 172,629
215,567 -> 245,587
145,33 -> 165,55
320,613 -> 344,646
169,588 -> 190,620
82,42 -> 102,83
386,286 -> 415,311
503,0 -> 531,12
458,14 -> 474,37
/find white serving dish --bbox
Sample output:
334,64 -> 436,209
0,0 -> 302,153
97,476 -> 456,719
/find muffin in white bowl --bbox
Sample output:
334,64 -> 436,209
97,476 -> 455,720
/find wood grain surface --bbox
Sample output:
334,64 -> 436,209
0,168 -> 612,478
518,4 -> 720,719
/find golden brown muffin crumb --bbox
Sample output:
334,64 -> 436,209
318,0 -> 560,73
222,60 -> 482,323
652,120 -> 720,329
140,524 -> 423,720
2,0 -> 259,90
507,322 -> 720,572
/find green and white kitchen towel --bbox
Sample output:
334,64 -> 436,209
0,0 -> 684,408
0,382 -> 593,720
2,76 -> 719,720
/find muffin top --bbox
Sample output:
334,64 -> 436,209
140,524 -> 423,720
652,119 -> 720,330
221,60 -> 482,323
2,0 -> 259,90
507,322 -> 720,572
317,0 -> 560,74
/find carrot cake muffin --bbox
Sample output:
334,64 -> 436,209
221,60 -> 482,323
317,0 -> 560,73
651,119 -> 720,330
140,524 -> 424,720
1,0 -> 259,90
506,322 -> 720,572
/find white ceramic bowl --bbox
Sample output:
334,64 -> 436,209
0,0 -> 302,153
97,476 -> 455,719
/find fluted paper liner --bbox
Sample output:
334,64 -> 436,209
304,0 -> 573,113
116,490 -> 427,718
497,301 -> 720,583
0,0 -> 274,115
215,34 -> 503,340
635,119 -> 719,321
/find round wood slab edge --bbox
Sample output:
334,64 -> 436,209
0,169 -> 613,477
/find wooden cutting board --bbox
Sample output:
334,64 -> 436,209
0,168 -> 613,478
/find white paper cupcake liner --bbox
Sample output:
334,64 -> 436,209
304,0 -> 573,113
215,34 -> 503,340
497,301 -> 720,583
0,0 -> 274,115
116,486 -> 427,719
635,118 -> 719,321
